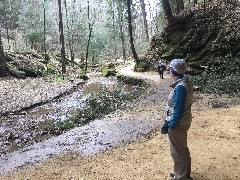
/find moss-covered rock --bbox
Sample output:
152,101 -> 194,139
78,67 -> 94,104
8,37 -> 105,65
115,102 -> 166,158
134,61 -> 150,72
101,62 -> 117,77
145,1 -> 240,72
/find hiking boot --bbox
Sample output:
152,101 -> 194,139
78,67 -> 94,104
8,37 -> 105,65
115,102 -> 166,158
170,172 -> 192,180
171,177 -> 193,180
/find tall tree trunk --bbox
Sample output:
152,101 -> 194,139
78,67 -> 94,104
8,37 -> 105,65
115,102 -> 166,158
111,0 -> 117,58
58,0 -> 66,76
140,0 -> 149,43
43,0 -> 48,72
117,4 -> 126,63
127,0 -> 139,66
120,14 -> 126,63
3,1 -> 10,50
64,0 -> 74,63
176,0 -> 184,14
70,0 -> 76,63
0,34 -> 7,77
161,0 -> 174,24
194,0 -> 198,6
8,0 -> 11,11
85,0 -> 94,75
0,34 -> 5,59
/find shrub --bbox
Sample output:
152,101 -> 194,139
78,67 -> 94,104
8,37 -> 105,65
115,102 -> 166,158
48,77 -> 149,132
191,59 -> 240,96
101,63 -> 117,77
134,61 -> 150,72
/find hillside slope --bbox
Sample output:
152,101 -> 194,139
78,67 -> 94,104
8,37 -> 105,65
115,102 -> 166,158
147,1 -> 240,70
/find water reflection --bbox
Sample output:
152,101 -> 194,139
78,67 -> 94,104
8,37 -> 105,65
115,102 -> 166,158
0,76 -> 129,155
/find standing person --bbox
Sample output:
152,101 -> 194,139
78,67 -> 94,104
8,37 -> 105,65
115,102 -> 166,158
161,59 -> 193,180
157,60 -> 166,79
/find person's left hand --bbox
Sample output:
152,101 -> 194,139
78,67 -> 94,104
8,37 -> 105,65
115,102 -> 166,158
161,120 -> 169,134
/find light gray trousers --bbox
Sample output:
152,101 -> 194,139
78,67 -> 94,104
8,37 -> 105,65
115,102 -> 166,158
168,124 -> 191,180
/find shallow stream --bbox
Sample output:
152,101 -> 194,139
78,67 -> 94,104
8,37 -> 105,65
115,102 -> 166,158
0,68 -> 169,175
0,76 -> 129,155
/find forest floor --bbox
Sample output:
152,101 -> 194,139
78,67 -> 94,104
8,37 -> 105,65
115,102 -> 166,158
0,64 -> 240,180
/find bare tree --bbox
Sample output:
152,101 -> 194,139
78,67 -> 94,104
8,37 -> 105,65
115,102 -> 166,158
176,0 -> 184,14
84,0 -> 95,75
43,0 -> 48,71
109,0 -> 117,58
140,0 -> 149,42
70,0 -> 76,62
0,34 -> 4,58
116,1 -> 126,63
64,0 -> 74,62
161,0 -> 174,24
58,0 -> 66,75
127,0 -> 139,66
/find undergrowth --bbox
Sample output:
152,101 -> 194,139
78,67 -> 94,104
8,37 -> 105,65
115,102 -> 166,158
191,59 -> 240,96
48,76 -> 148,132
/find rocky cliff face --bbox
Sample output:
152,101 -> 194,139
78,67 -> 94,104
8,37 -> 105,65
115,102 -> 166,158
147,1 -> 240,73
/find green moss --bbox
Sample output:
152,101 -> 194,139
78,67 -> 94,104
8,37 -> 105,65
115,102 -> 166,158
46,76 -> 149,132
101,63 -> 117,77
134,61 -> 150,72
101,66 -> 109,76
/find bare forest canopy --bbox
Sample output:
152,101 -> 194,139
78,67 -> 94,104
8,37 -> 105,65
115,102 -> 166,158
0,1 -> 160,65
0,0 -> 166,77
0,0 -> 239,79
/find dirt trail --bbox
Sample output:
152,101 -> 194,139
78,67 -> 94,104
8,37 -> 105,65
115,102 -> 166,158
0,67 -> 240,180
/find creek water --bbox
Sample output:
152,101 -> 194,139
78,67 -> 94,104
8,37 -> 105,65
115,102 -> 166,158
0,76 -> 121,155
0,73 -> 164,175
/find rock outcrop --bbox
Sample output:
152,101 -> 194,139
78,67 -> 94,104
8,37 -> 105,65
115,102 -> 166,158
146,1 -> 240,73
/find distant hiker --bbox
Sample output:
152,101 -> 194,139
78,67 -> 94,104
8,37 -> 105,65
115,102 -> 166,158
161,59 -> 193,180
157,60 -> 166,79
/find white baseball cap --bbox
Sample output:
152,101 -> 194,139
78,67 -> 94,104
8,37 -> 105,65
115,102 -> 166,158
169,59 -> 187,74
